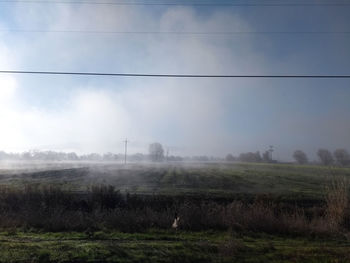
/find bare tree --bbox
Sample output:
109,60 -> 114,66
149,142 -> 164,162
67,152 -> 79,161
317,149 -> 334,166
225,154 -> 235,162
334,149 -> 350,166
262,151 -> 270,162
239,152 -> 262,163
293,150 -> 308,165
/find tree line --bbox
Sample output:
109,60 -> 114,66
225,148 -> 350,166
1,143 -> 349,166
294,148 -> 350,166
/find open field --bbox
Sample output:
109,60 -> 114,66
0,161 -> 350,262
0,161 -> 349,199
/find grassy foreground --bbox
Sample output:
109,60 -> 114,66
0,162 -> 350,262
0,230 -> 349,263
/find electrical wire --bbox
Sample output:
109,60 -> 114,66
1,29 -> 350,35
0,70 -> 349,78
0,0 -> 349,6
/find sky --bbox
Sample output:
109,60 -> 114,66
0,0 -> 350,161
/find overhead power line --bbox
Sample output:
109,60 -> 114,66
0,0 -> 350,6
2,29 -> 350,35
0,70 -> 350,78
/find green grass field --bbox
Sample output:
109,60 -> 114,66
1,162 -> 348,198
0,161 -> 350,262
0,230 -> 349,263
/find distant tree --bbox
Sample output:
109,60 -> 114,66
239,152 -> 262,163
129,153 -> 144,162
225,154 -> 235,162
175,156 -> 183,162
262,151 -> 270,162
149,142 -> 164,162
293,150 -> 308,165
317,149 -> 334,165
197,156 -> 209,162
81,153 -> 102,161
21,151 -> 32,160
102,152 -> 118,161
166,155 -> 183,162
334,149 -> 350,166
255,151 -> 262,162
191,156 -> 209,162
67,152 -> 79,161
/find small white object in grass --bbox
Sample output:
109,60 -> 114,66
172,217 -> 180,229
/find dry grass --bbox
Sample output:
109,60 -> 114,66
0,184 -> 349,236
325,176 -> 349,232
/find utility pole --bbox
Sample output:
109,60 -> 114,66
124,138 -> 128,164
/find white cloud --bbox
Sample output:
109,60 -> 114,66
0,42 -> 24,150
0,75 -> 16,102
0,4 -> 254,155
